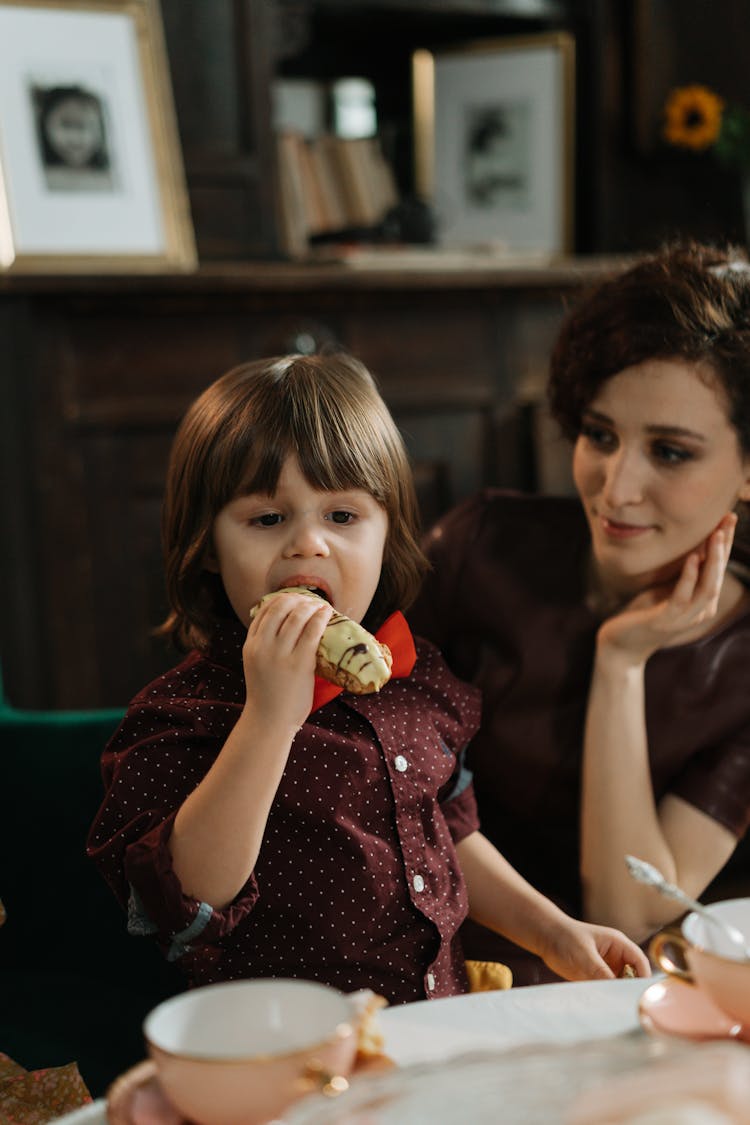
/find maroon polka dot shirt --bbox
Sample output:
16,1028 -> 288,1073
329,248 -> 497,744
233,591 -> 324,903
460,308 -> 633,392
87,618 -> 481,1004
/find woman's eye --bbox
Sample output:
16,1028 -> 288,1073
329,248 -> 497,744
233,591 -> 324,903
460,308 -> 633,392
580,422 -> 616,451
652,442 -> 693,466
328,510 -> 355,524
251,512 -> 282,527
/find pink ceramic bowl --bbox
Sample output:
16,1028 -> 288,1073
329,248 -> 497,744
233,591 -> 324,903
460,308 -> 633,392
143,978 -> 358,1125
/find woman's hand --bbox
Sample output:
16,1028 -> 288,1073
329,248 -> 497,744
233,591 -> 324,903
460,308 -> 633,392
579,513 -> 739,937
242,591 -> 333,734
539,917 -> 652,983
597,513 -> 736,664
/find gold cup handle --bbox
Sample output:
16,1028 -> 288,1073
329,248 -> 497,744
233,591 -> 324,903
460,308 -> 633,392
299,1060 -> 351,1099
649,928 -> 694,983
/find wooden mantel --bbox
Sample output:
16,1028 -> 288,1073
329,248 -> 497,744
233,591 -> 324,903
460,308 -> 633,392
0,253 -> 628,294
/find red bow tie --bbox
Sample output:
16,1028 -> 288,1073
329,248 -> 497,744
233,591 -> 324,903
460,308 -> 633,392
310,611 -> 417,713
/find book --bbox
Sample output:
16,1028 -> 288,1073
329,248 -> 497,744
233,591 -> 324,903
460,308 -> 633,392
275,131 -> 309,259
309,136 -> 350,231
294,134 -> 329,236
274,129 -> 401,255
326,136 -> 382,227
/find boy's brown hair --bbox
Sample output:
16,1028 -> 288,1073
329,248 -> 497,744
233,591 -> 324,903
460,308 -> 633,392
159,353 -> 428,651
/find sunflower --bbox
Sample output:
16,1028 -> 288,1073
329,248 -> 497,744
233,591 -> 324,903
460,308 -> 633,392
663,85 -> 725,151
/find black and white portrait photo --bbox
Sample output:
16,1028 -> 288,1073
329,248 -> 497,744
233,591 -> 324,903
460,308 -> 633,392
31,82 -> 117,192
0,0 -> 196,270
464,102 -> 531,211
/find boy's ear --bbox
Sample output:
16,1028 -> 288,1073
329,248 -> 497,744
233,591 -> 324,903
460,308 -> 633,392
203,541 -> 220,573
739,475 -> 750,503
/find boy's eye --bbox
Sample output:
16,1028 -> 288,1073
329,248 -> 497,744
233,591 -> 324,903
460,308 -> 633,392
252,512 -> 282,527
328,510 -> 355,524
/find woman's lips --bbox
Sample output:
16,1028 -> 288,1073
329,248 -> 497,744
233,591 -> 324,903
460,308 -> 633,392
599,515 -> 654,540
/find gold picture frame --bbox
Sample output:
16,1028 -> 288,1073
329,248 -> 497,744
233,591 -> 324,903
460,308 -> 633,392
413,32 -> 575,257
0,0 -> 196,273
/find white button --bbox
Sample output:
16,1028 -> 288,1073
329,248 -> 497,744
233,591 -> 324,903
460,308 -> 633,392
426,973 -> 436,991
413,874 -> 425,892
394,755 -> 408,772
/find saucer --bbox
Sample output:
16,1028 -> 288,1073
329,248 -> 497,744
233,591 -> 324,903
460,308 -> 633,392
106,1053 -> 395,1124
638,976 -> 750,1043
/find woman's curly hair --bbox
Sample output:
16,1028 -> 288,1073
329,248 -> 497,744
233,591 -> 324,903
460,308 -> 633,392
548,240 -> 750,457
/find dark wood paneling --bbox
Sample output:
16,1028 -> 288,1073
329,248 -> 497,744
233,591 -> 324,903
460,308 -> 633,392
0,261 -> 618,709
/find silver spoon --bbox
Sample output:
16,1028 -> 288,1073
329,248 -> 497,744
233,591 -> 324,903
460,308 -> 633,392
624,854 -> 750,960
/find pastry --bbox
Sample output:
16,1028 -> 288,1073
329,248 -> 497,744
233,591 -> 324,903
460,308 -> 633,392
250,586 -> 392,694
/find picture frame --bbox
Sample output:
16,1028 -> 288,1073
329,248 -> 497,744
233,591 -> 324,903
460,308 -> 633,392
412,32 -> 575,256
0,0 -> 197,273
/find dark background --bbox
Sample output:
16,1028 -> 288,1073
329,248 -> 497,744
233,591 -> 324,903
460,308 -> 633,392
158,0 -> 750,260
4,0 -> 750,710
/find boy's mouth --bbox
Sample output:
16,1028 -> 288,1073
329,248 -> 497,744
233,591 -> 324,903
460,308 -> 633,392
275,581 -> 333,603
302,585 -> 330,602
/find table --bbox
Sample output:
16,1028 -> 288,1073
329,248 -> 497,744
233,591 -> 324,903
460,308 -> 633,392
53,977 -> 655,1123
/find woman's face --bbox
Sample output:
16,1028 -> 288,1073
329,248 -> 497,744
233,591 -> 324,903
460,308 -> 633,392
573,358 -> 750,596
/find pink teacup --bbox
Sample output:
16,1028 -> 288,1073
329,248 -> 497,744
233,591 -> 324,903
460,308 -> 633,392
650,897 -> 750,1030
143,978 -> 359,1125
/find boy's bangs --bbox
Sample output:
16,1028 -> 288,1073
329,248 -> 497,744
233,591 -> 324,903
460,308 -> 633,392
231,439 -> 287,498
296,442 -> 390,501
231,407 -> 391,503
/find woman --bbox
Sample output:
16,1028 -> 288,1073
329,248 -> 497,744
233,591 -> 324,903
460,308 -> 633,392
409,241 -> 750,985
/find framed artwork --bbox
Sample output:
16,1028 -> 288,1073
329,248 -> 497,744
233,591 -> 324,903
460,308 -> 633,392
412,32 -> 575,256
0,0 -> 196,272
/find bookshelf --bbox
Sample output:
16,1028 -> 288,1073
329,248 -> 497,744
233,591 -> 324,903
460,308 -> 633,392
159,0 -> 575,261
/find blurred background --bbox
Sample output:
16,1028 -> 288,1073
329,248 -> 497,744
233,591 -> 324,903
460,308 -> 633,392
3,0 -> 750,710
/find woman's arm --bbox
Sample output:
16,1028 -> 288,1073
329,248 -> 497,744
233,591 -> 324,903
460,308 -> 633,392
456,831 -> 651,980
580,519 -> 738,939
169,594 -> 331,908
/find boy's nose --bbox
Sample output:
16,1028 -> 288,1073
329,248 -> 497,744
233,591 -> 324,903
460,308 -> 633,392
282,521 -> 330,558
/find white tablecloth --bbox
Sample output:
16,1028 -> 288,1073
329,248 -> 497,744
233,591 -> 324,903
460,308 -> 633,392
53,977 -> 655,1123
380,976 -> 653,1066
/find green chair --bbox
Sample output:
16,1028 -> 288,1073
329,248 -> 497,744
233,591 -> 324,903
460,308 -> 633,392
0,675 -> 181,1096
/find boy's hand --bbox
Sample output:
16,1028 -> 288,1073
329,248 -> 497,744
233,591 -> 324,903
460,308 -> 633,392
242,591 -> 333,733
540,918 -> 652,982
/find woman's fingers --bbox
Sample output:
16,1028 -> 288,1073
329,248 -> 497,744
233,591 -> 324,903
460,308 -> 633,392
666,512 -> 737,626
685,516 -> 735,618
669,551 -> 701,611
